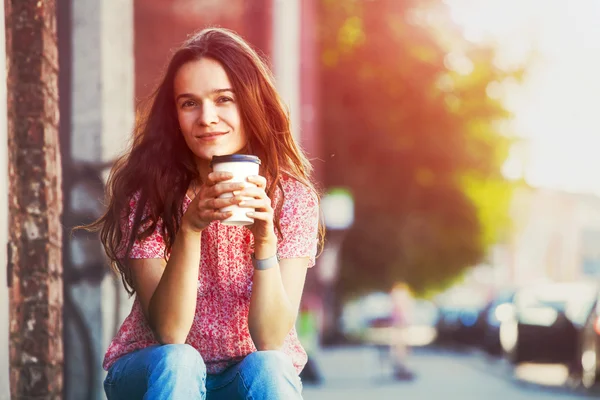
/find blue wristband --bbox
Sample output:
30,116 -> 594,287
252,253 -> 279,270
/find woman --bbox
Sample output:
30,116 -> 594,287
91,28 -> 321,399
389,282 -> 415,381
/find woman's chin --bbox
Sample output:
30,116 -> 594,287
192,149 -> 240,162
194,145 -> 248,160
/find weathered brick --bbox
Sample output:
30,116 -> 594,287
13,117 -> 45,148
19,239 -> 52,272
20,272 -> 48,303
13,52 -> 43,83
9,368 -> 19,394
16,364 -> 60,396
7,0 -> 62,397
41,26 -> 58,70
16,148 -> 46,189
12,83 -> 45,118
16,304 -> 62,360
43,94 -> 59,126
47,213 -> 63,248
12,14 -> 42,42
18,269 -> 61,305
48,304 -> 63,339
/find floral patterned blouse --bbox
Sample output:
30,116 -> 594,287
102,175 -> 319,375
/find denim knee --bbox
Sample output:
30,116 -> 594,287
239,350 -> 302,397
151,344 -> 206,377
104,344 -> 207,400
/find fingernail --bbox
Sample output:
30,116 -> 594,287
233,190 -> 240,196
239,201 -> 246,206
247,212 -> 255,216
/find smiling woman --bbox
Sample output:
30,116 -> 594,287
82,28 -> 323,400
174,59 -> 246,165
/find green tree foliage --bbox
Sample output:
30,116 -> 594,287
318,0 -> 519,297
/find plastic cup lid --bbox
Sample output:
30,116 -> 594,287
210,154 -> 261,167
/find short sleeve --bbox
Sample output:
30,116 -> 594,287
277,178 -> 320,267
116,191 -> 167,260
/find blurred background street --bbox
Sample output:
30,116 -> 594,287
302,346 -> 591,400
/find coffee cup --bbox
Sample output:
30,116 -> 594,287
210,154 -> 262,226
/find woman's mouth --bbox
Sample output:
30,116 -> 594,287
196,131 -> 228,141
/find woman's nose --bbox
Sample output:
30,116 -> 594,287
198,102 -> 219,126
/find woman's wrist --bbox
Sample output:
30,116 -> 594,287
180,218 -> 205,236
253,235 -> 277,259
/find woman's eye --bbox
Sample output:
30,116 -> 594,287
181,100 -> 196,108
217,96 -> 233,103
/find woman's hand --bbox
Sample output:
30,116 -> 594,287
181,172 -> 246,233
238,175 -> 277,249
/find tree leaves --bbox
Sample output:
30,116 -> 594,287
318,0 -> 517,298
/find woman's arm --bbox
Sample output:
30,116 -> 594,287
248,239 -> 309,350
241,175 -> 319,350
131,226 -> 202,344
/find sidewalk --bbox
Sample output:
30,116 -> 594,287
300,346 -> 589,400
302,346 -> 401,400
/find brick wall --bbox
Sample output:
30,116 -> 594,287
134,0 -> 272,99
5,0 -> 63,397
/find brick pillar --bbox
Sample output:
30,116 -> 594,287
0,0 -> 10,396
5,0 -> 63,398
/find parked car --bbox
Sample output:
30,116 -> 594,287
480,288 -> 516,356
435,305 -> 483,346
572,286 -> 600,391
434,288 -> 488,348
499,282 -> 598,369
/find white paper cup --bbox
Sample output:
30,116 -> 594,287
211,154 -> 261,226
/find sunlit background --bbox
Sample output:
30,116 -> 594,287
312,0 -> 600,398
448,0 -> 600,194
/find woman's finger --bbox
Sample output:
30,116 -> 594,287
246,175 -> 267,189
210,182 -> 247,198
200,208 -> 232,221
206,171 -> 233,186
236,186 -> 267,199
238,198 -> 271,211
213,210 -> 233,220
200,198 -> 218,211
211,196 -> 244,210
246,211 -> 271,221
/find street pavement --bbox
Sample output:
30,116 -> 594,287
302,346 -> 593,400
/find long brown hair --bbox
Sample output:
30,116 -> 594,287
85,28 -> 321,295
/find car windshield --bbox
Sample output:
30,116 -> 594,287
516,282 -> 598,324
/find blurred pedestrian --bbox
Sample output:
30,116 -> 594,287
389,282 -> 416,381
84,28 -> 321,400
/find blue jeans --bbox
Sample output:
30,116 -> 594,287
103,344 -> 303,399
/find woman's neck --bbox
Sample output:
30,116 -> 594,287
196,158 -> 211,184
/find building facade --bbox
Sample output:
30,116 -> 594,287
493,186 -> 600,287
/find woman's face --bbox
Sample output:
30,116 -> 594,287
174,57 -> 247,165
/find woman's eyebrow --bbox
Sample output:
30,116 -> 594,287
211,88 -> 234,94
176,89 -> 234,102
175,93 -> 195,102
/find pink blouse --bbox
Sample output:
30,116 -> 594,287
102,175 -> 319,375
